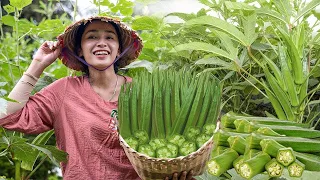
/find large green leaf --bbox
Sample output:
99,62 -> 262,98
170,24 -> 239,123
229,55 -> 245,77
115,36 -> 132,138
273,0 -> 292,23
172,42 -> 235,61
21,130 -> 55,171
185,16 -> 249,46
1,15 -> 15,27
10,0 -> 32,10
293,0 -> 320,23
132,16 -> 162,31
27,144 -> 67,166
211,29 -> 238,58
256,8 -> 287,24
224,1 -> 255,11
242,13 -> 258,45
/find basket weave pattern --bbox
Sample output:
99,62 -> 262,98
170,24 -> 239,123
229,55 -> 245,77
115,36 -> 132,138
119,135 -> 214,180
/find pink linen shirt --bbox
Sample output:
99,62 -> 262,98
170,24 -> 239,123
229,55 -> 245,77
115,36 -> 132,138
0,76 -> 140,180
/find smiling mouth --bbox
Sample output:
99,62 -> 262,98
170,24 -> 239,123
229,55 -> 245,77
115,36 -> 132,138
93,50 -> 110,55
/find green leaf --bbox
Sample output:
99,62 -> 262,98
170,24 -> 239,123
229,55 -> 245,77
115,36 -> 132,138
36,19 -> 66,39
242,13 -> 258,45
293,0 -> 320,23
166,12 -> 196,21
27,144 -> 68,166
185,16 -> 249,46
10,0 -> 32,10
172,42 -> 235,61
3,5 -> 15,14
256,8 -> 287,24
211,29 -> 238,58
273,0 -> 292,23
132,16 -> 162,31
224,1 -> 255,11
1,15 -> 15,27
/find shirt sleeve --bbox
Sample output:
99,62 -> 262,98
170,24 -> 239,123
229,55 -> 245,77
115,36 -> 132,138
0,77 -> 68,134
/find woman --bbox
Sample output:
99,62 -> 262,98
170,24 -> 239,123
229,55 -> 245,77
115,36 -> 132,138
0,16 -> 194,180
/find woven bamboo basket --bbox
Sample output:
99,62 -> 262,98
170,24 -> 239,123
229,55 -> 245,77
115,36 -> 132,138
119,135 -> 214,180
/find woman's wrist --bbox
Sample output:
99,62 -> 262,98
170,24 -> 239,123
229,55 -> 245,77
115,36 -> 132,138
25,60 -> 46,78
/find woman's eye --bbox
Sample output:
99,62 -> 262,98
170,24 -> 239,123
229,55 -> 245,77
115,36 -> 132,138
106,36 -> 114,40
88,36 -> 96,39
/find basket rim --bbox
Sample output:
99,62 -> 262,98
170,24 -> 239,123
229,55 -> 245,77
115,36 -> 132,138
119,134 -> 214,162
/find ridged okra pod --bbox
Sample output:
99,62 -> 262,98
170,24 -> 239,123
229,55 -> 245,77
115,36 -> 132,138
239,152 -> 271,179
288,159 -> 305,177
207,149 -> 239,176
265,158 -> 284,177
228,135 -> 246,154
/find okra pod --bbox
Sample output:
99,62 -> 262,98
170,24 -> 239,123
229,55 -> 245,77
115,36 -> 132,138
133,130 -> 149,145
233,155 -> 244,174
239,152 -> 271,179
277,147 -> 295,166
196,133 -> 211,149
207,149 -> 239,176
138,144 -> 156,157
168,134 -> 186,147
149,138 -> 167,150
211,146 -> 228,158
179,141 -> 197,156
124,137 -> 139,150
184,127 -> 201,141
265,158 -> 284,177
288,159 -> 305,177
228,136 -> 246,154
156,146 -> 175,158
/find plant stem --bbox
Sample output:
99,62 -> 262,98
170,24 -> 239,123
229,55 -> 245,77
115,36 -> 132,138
25,156 -> 48,180
14,160 -> 21,180
14,7 -> 22,75
74,0 -> 78,21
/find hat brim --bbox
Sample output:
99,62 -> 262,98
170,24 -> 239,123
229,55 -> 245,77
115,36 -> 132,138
57,16 -> 143,71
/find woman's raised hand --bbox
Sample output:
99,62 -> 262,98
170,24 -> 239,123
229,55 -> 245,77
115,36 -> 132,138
32,40 -> 62,69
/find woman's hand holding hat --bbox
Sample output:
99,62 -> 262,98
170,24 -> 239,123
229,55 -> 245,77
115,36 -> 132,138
32,40 -> 62,69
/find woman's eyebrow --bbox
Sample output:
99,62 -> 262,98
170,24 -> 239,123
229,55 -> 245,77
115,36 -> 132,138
84,29 -> 116,35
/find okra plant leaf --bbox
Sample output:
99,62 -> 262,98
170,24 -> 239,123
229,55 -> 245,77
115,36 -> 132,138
242,13 -> 258,45
27,144 -> 68,167
132,16 -> 162,31
3,5 -> 15,14
293,0 -> 320,23
273,0 -> 292,23
172,42 -> 235,61
224,1 -> 255,11
9,0 -> 32,10
211,29 -> 238,58
185,16 -> 249,46
1,15 -> 15,27
256,8 -> 287,24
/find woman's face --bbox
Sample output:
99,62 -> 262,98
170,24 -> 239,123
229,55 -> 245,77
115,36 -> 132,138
79,21 -> 120,70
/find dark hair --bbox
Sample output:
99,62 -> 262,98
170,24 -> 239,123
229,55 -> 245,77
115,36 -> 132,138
74,20 -> 122,75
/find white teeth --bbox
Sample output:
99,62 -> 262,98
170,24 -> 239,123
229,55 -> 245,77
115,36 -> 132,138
94,51 -> 109,55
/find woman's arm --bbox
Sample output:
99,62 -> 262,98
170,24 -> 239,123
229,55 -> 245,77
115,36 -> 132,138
0,41 -> 61,118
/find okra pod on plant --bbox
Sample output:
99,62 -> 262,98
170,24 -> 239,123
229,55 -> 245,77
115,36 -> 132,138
288,159 -> 305,177
166,142 -> 179,158
207,149 -> 239,177
239,152 -> 271,179
265,158 -> 284,177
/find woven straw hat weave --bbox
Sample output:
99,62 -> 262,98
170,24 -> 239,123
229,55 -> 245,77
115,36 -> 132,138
57,16 -> 143,71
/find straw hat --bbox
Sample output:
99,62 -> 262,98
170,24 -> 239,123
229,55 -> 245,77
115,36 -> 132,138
57,16 -> 143,71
